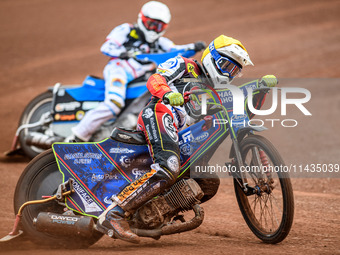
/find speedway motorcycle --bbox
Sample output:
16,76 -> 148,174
1,79 -> 294,248
6,49 -> 196,159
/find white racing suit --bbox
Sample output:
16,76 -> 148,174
72,23 -> 195,141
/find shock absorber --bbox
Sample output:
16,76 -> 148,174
259,149 -> 269,171
259,149 -> 274,187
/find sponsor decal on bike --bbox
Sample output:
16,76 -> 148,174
179,130 -> 193,145
123,182 -> 161,208
194,131 -> 209,143
120,155 -> 130,168
51,215 -> 79,225
180,143 -> 193,155
64,152 -> 102,165
117,168 -> 157,202
91,173 -> 118,182
142,108 -> 154,119
72,181 -> 102,213
132,168 -> 149,179
82,101 -> 100,110
119,156 -> 149,168
64,153 -> 102,160
55,102 -> 81,112
76,110 -> 85,121
109,148 -> 135,154
162,113 -> 178,142
167,155 -> 179,173
54,113 -> 76,121
104,196 -> 113,205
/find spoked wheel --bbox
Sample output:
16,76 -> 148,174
18,91 -> 53,158
14,149 -> 103,248
233,135 -> 294,244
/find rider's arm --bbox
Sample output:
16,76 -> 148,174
100,23 -> 131,58
146,73 -> 171,99
158,37 -> 206,52
146,56 -> 187,98
158,37 -> 195,52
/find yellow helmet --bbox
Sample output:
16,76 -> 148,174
201,35 -> 253,84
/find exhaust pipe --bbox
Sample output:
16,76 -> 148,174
34,212 -> 95,238
26,132 -> 64,149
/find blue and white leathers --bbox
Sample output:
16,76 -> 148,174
72,23 -> 195,141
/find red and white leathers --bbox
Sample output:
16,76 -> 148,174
71,23 -> 195,141
110,56 -> 205,211
111,55 -> 267,212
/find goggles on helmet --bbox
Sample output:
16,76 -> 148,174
140,12 -> 168,33
208,41 -> 242,79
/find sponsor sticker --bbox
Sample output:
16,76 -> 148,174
180,143 -> 193,155
109,148 -> 135,154
194,132 -> 209,143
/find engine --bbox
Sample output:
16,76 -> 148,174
135,178 -> 204,229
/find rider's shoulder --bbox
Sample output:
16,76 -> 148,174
182,57 -> 199,67
109,23 -> 133,35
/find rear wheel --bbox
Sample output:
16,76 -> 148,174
233,135 -> 294,244
14,149 -> 103,248
18,91 -> 53,158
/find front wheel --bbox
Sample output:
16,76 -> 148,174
233,135 -> 294,244
14,149 -> 103,248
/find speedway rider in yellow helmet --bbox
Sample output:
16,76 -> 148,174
96,35 -> 278,244
201,35 -> 254,84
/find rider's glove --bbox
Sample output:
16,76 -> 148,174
163,92 -> 184,106
119,51 -> 134,60
193,41 -> 206,52
260,75 -> 278,88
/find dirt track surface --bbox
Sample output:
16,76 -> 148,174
1,0 -> 340,254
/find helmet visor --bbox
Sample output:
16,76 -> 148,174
141,13 -> 168,33
216,56 -> 242,78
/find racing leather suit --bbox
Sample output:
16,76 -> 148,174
72,23 -> 196,141
111,55 -> 267,211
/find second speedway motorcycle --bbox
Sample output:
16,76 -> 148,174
6,49 -> 196,159
3,79 -> 294,248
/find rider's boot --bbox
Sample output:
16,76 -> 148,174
97,204 -> 140,244
97,163 -> 178,244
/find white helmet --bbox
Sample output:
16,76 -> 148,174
137,1 -> 171,43
201,35 -> 253,84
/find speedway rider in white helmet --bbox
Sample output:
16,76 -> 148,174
70,1 -> 206,142
96,34 -> 278,244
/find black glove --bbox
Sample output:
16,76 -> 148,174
194,41 -> 206,51
119,51 -> 133,60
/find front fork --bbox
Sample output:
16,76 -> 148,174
231,138 -> 249,193
231,136 -> 273,196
